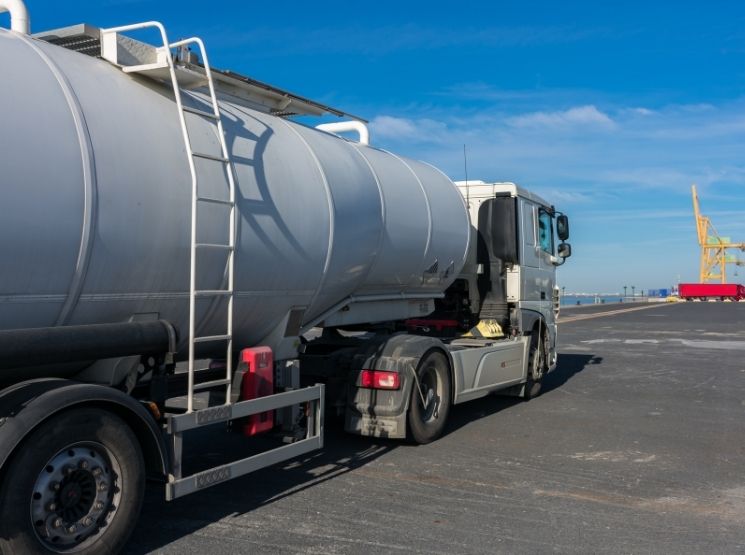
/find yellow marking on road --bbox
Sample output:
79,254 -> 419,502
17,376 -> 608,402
559,303 -> 671,323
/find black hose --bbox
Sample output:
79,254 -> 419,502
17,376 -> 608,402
0,321 -> 178,370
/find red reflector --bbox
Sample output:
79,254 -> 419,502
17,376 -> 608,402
360,370 -> 400,390
240,346 -> 274,436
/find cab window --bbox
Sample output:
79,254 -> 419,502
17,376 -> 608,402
538,209 -> 554,254
523,205 -> 536,247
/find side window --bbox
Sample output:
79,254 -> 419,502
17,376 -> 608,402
523,204 -> 536,247
538,209 -> 554,254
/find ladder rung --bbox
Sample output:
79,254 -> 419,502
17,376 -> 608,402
192,151 -> 229,163
194,289 -> 233,297
197,196 -> 233,206
194,243 -> 233,250
193,334 -> 232,343
192,378 -> 231,391
182,105 -> 219,120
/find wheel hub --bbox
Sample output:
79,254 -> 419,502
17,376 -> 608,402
418,370 -> 440,422
58,470 -> 96,521
30,443 -> 122,552
531,344 -> 544,381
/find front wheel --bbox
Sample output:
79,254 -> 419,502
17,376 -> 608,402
0,408 -> 145,555
407,351 -> 452,444
524,329 -> 547,400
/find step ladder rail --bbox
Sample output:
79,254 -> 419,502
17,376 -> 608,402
166,384 -> 325,500
100,23 -> 217,414
170,36 -> 238,411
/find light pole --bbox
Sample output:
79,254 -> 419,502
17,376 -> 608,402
623,285 -> 627,298
632,285 -> 636,298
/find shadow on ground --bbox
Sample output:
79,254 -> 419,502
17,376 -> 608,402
125,352 -> 600,554
126,423 -> 396,554
441,352 -> 600,438
543,353 -> 600,394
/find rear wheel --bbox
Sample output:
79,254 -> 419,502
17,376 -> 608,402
407,351 -> 451,444
0,408 -> 145,555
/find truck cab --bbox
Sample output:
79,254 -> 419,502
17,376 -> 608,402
454,181 -> 572,370
340,180 -> 571,442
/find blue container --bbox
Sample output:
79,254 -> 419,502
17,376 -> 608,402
648,289 -> 668,298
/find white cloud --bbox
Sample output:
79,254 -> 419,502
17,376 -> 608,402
359,96 -> 745,293
370,115 -> 448,142
363,98 -> 745,208
530,189 -> 596,204
507,105 -> 616,130
628,107 -> 655,116
677,103 -> 717,113
370,116 -> 418,139
581,209 -> 693,222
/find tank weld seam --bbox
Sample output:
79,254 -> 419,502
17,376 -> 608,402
276,120 -> 335,317
15,34 -> 99,327
379,149 -> 433,285
348,145 -> 387,289
420,159 -> 472,271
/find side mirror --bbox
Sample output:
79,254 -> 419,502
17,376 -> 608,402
558,242 -> 572,259
557,214 -> 569,241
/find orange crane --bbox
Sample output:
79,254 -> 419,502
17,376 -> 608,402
691,184 -> 745,283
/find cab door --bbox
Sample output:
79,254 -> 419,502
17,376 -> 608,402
536,208 -> 556,301
536,207 -> 557,354
519,200 -> 541,302
519,201 -> 554,309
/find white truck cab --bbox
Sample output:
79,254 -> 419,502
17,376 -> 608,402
341,180 -> 571,441
455,181 -> 571,370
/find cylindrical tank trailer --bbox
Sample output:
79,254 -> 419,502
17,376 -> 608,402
0,11 -> 572,555
0,27 -> 470,358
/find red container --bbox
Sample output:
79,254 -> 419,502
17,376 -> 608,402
240,346 -> 274,436
679,283 -> 745,301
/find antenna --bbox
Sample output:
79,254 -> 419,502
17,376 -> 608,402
463,144 -> 469,206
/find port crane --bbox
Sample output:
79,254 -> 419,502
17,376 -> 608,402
691,184 -> 745,283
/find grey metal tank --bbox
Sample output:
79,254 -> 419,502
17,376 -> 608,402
0,28 -> 471,357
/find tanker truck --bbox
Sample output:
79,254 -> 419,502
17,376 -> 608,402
0,5 -> 571,554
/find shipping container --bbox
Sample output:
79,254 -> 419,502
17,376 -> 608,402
678,283 -> 745,301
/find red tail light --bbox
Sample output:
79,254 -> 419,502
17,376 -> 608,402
360,369 -> 400,390
240,346 -> 274,436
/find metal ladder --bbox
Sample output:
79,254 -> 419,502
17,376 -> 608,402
100,22 -> 237,413
99,21 -> 326,502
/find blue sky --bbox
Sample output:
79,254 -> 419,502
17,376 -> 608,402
9,0 -> 745,293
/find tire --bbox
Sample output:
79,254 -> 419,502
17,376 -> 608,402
524,329 -> 547,400
0,408 -> 145,555
407,351 -> 452,444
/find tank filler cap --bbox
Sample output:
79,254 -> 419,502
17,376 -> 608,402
0,0 -> 30,34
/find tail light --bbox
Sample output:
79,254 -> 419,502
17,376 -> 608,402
360,369 -> 400,390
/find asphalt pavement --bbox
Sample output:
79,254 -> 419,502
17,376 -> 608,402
125,302 -> 745,554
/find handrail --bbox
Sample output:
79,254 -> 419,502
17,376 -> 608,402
316,120 -> 370,145
0,0 -> 30,34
